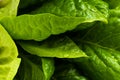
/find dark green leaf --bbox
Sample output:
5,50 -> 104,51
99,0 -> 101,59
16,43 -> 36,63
15,54 -> 45,80
15,53 -> 54,80
32,0 -> 108,19
19,0 -> 44,9
104,0 -> 120,9
68,8 -> 120,80
52,61 -> 88,80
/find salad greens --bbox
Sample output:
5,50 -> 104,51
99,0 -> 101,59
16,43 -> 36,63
14,53 -> 54,80
0,0 -> 11,7
18,36 -> 87,58
0,24 -> 20,80
0,13 -> 106,41
1,0 -> 120,80
52,60 -> 88,80
31,0 -> 108,19
0,0 -> 19,19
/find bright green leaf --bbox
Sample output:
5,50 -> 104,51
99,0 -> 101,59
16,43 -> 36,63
41,58 -> 54,80
18,36 -> 87,58
0,24 -> 20,80
0,13 -> 107,41
0,0 -> 20,20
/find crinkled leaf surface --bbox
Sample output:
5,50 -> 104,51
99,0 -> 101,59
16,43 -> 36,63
0,24 -> 20,80
32,0 -> 108,19
31,0 -> 109,30
0,0 -> 20,20
31,0 -> 108,30
0,13 -> 106,41
68,9 -> 120,80
72,43 -> 120,80
18,36 -> 87,58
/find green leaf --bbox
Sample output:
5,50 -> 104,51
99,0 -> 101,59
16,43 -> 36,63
15,53 -> 55,80
0,13 -> 107,41
0,58 -> 21,80
31,0 -> 108,30
0,0 -> 11,8
73,43 -> 120,80
41,58 -> 54,80
15,54 -> 45,80
68,9 -> 120,80
32,0 -> 108,20
109,7 -> 120,17
0,24 -> 20,80
0,0 -> 20,20
0,24 -> 18,63
18,36 -> 87,58
52,61 -> 88,80
103,0 -> 120,9
31,0 -> 109,30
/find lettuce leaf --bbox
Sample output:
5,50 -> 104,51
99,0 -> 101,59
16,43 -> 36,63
0,0 -> 20,20
18,36 -> 87,58
14,53 -> 54,80
0,24 -> 20,80
72,43 -> 120,80
68,8 -> 120,80
31,0 -> 108,30
52,60 -> 88,80
0,0 -> 118,80
41,58 -> 54,80
0,13 -> 107,41
14,54 -> 45,80
103,0 -> 120,9
32,0 -> 108,19
30,0 -> 109,30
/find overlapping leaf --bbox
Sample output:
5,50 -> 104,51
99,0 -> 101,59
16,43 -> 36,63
18,36 -> 87,58
0,24 -> 20,80
68,8 -> 120,80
